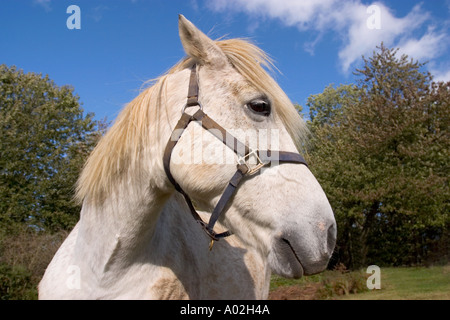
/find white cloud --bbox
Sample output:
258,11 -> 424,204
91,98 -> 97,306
208,0 -> 449,73
88,5 -> 110,23
337,2 -> 432,72
430,65 -> 450,83
34,0 -> 52,11
434,69 -> 450,82
209,0 -> 339,30
397,27 -> 448,62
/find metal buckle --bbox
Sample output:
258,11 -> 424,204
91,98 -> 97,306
238,149 -> 269,175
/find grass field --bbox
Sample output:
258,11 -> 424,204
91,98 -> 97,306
340,265 -> 450,300
269,264 -> 450,300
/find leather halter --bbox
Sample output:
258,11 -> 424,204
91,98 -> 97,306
163,64 -> 308,247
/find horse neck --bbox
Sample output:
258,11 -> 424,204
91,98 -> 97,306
74,178 -> 170,277
151,194 -> 271,299
74,121 -> 172,280
74,188 -> 209,296
73,82 -> 174,277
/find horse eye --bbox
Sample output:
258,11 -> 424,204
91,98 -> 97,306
247,99 -> 271,116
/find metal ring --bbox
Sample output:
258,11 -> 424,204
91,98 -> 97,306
181,101 -> 203,115
238,149 -> 270,175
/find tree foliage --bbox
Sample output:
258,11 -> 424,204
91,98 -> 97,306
0,65 -> 103,232
306,45 -> 449,267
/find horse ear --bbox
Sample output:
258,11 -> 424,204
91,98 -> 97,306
178,15 -> 228,68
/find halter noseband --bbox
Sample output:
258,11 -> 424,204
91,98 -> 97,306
163,64 -> 308,248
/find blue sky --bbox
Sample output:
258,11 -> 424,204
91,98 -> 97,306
1,0 -> 449,121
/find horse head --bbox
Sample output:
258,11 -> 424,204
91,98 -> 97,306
165,15 -> 336,278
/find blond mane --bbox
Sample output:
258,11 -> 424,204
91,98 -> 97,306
75,38 -> 308,204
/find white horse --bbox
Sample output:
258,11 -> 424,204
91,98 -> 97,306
39,15 -> 336,299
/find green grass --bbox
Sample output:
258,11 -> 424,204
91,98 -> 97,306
270,265 -> 368,299
269,265 -> 450,300
340,265 -> 450,300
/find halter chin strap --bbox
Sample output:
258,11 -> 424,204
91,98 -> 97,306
163,64 -> 308,247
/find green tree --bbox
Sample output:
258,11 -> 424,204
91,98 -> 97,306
306,45 -> 449,267
0,65 -> 102,232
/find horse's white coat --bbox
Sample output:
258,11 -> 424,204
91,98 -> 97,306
39,15 -> 336,299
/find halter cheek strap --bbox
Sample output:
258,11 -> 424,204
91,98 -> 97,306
163,64 -> 308,246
